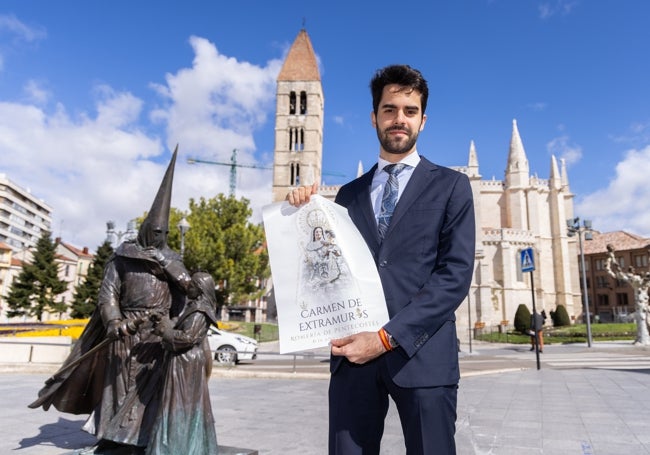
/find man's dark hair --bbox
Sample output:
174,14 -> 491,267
370,64 -> 429,115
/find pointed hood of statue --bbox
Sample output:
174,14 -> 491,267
137,145 -> 178,248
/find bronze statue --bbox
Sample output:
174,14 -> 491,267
605,244 -> 650,345
146,272 -> 220,455
30,147 -> 194,454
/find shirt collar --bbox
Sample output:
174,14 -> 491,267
377,150 -> 421,172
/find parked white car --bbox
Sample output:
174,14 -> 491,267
206,326 -> 258,364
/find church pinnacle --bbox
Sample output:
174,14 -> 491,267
505,119 -> 530,188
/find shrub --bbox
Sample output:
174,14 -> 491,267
513,304 -> 532,334
550,305 -> 571,327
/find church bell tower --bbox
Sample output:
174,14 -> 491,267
271,29 -> 324,202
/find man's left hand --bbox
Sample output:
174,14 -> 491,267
330,331 -> 386,364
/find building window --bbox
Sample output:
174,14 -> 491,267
595,259 -> 607,271
289,127 -> 305,151
616,293 -> 628,306
300,91 -> 307,114
290,163 -> 300,186
595,275 -> 609,288
289,91 -> 296,114
597,294 -> 609,306
634,254 -> 648,268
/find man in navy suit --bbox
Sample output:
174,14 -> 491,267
287,64 -> 475,455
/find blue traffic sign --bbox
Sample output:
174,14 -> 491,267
521,248 -> 535,272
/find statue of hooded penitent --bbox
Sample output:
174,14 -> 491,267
29,146 -> 192,454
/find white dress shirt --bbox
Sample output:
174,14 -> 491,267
370,151 -> 421,223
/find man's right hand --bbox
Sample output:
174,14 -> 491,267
286,182 -> 319,207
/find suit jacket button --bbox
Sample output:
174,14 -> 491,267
379,260 -> 388,267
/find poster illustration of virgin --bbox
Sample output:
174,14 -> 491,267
263,195 -> 389,353
298,204 -> 351,298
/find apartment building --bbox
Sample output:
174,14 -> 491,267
582,231 -> 650,323
0,174 -> 52,252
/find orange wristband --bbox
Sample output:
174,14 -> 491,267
378,328 -> 392,351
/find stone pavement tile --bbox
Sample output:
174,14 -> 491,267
213,377 -> 408,454
500,419 -> 541,431
493,431 -> 542,449
487,446 -> 543,455
542,421 -> 588,440
543,438 -> 596,455
212,378 -> 329,454
457,368 -> 650,455
630,425 -> 650,444
590,440 -> 650,455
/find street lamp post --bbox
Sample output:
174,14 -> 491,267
106,220 -> 137,247
177,217 -> 190,257
567,217 -> 594,347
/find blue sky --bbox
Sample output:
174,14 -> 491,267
1,0 -> 649,250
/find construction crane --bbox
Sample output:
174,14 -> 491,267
188,149 -> 271,196
188,149 -> 347,196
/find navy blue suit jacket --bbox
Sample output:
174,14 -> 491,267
333,156 -> 475,388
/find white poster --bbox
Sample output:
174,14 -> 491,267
263,195 -> 389,354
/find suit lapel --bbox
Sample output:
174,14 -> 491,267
348,165 -> 381,252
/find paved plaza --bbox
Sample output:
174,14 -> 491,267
2,340 -> 650,454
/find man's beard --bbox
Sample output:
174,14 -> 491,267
376,125 -> 419,155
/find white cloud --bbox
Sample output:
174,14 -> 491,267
527,102 -> 547,112
151,35 -> 281,152
0,35 -> 283,250
23,79 -> 50,105
576,145 -> 650,237
0,14 -> 46,43
150,35 -> 282,221
538,1 -> 579,19
0,96 -> 163,248
610,120 -> 650,147
0,14 -> 46,72
546,135 -> 582,166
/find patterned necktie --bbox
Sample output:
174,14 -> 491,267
377,163 -> 407,239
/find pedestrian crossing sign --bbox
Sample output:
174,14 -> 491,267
521,248 -> 535,272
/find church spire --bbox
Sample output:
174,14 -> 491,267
467,140 -> 479,177
356,160 -> 364,178
277,29 -> 320,81
550,155 -> 562,190
506,119 -> 529,173
505,119 -> 530,188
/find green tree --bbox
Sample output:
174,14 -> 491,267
6,231 -> 68,321
550,304 -> 571,327
69,240 -> 114,318
182,195 -> 269,307
513,303 -> 532,334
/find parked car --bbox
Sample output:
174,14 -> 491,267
206,326 -> 258,364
